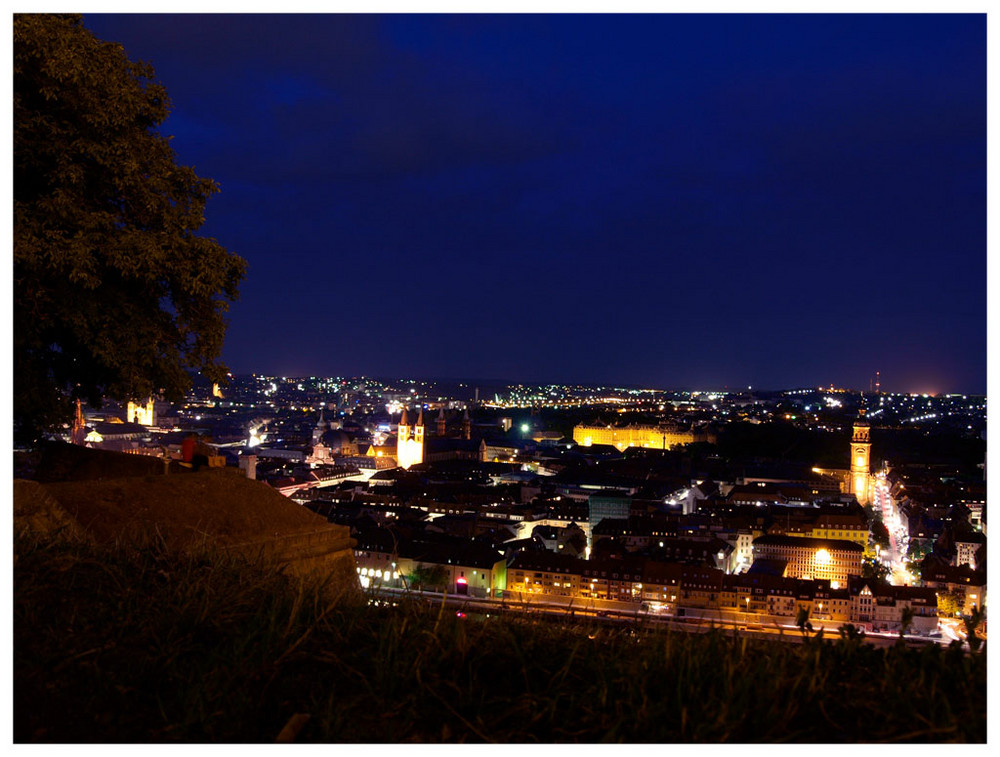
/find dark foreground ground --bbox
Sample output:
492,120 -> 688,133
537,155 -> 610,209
13,529 -> 986,743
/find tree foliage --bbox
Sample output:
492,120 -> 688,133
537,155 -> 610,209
13,14 -> 246,442
936,589 -> 963,617
861,557 -> 889,584
405,564 -> 449,591
870,519 -> 890,550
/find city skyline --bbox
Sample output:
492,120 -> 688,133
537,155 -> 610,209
82,13 -> 987,395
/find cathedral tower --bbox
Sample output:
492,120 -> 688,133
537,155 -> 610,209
437,407 -> 447,437
850,411 -> 871,505
396,407 -> 424,469
414,408 -> 425,447
127,398 -> 155,426
398,407 -> 410,442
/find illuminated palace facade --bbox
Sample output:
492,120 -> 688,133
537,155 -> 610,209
573,422 -> 715,450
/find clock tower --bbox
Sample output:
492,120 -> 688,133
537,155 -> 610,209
850,411 -> 871,505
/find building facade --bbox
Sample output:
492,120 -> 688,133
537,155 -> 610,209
573,423 -> 714,451
752,534 -> 864,588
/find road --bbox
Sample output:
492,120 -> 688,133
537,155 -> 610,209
370,585 -> 948,649
873,476 -> 911,585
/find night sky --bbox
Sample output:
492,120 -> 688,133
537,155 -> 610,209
82,13 -> 986,395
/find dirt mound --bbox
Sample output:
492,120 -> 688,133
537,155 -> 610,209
38,471 -> 331,550
15,443 -> 360,602
32,441 -> 166,483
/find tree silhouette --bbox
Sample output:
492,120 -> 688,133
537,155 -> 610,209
899,605 -> 914,637
962,605 -> 985,652
795,605 -> 813,637
14,14 -> 246,442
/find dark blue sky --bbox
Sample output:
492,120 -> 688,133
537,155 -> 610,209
83,14 -> 986,394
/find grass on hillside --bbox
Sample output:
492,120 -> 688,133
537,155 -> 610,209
13,530 -> 986,743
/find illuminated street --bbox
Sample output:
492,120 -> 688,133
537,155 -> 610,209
873,476 -> 911,585
372,586 -> 950,649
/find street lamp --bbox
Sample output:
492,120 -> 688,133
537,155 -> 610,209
744,596 -> 750,623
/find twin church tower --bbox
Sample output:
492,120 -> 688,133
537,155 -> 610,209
396,407 -> 425,469
396,406 -> 472,469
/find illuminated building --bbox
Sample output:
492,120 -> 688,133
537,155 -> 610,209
954,532 -> 986,570
806,582 -> 851,623
126,397 -> 155,426
849,580 -> 938,634
720,572 -> 801,618
365,440 -> 397,462
767,511 -> 869,551
920,561 -> 987,615
808,513 -> 869,549
395,407 -> 425,469
808,412 -> 875,506
504,552 -> 943,629
752,534 -> 863,587
573,422 -> 713,450
678,566 -> 725,608
850,412 -> 872,505
507,552 -> 586,599
354,533 -> 506,598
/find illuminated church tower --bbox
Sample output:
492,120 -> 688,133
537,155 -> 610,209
127,397 -> 155,426
396,407 -> 425,469
71,399 -> 86,445
414,408 -> 425,447
850,410 -> 871,505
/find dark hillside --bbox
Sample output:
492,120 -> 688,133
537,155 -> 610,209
13,531 -> 986,743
